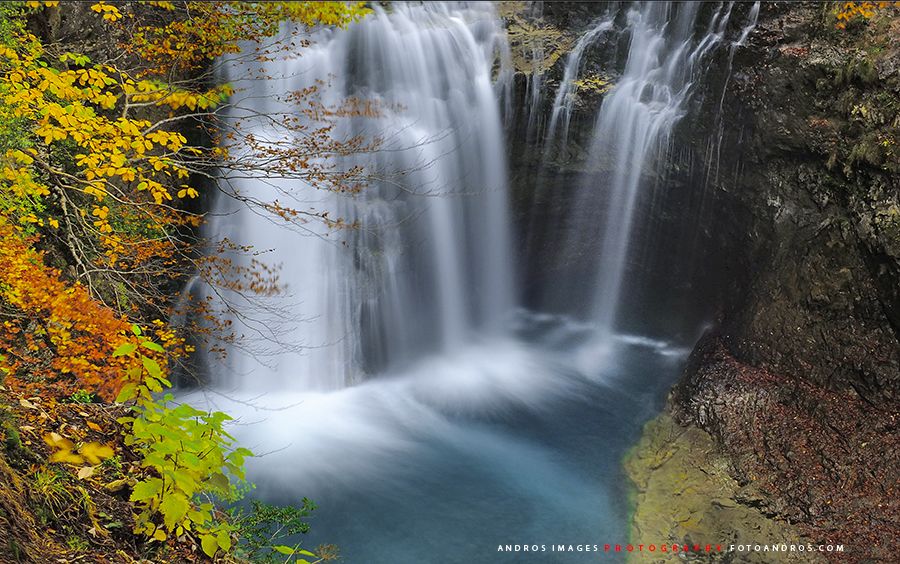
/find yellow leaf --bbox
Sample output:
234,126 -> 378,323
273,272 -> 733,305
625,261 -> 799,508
43,432 -> 74,450
19,398 -> 38,410
86,421 -> 102,432
104,478 -> 130,492
77,465 -> 96,479
79,442 -> 114,465
50,450 -> 85,464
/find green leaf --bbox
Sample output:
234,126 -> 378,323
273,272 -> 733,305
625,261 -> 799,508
140,341 -> 165,353
145,376 -> 163,393
115,383 -> 137,403
171,403 -> 205,418
147,423 -> 181,442
179,452 -> 202,471
273,545 -> 296,555
217,530 -> 231,552
132,324 -> 142,336
201,533 -> 218,557
160,493 -> 189,531
167,470 -> 198,496
297,549 -> 317,557
188,509 -> 210,526
205,472 -> 230,493
142,356 -> 162,379
112,343 -> 137,357
130,478 -> 162,502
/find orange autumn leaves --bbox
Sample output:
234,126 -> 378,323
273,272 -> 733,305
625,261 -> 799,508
0,1 -> 369,404
0,2 -> 218,401
0,219 -> 166,401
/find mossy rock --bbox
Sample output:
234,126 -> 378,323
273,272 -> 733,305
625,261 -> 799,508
623,414 -> 816,563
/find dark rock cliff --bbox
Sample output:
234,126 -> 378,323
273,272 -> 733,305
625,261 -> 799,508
665,3 -> 900,561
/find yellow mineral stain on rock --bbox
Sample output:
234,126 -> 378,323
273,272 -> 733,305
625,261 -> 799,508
623,413 -> 817,563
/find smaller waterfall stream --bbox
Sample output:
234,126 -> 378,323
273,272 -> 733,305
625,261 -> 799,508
545,17 -> 614,147
583,2 -> 706,332
539,2 -> 760,340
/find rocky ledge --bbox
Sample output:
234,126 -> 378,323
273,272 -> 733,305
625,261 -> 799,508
624,412 -> 813,564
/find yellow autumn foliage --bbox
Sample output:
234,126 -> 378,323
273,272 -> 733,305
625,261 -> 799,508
44,432 -> 114,465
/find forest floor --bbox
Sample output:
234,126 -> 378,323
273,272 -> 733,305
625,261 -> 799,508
0,380 -> 198,563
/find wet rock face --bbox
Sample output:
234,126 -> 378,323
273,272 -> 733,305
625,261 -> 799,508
670,336 -> 900,563
724,176 -> 900,400
706,2 -> 900,400
648,3 -> 900,563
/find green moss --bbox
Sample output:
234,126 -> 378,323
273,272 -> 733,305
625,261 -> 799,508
874,205 -> 900,255
67,390 -> 94,404
65,535 -> 89,552
2,423 -> 21,452
0,408 -> 21,453
833,53 -> 880,89
623,414 -> 815,563
848,133 -> 887,167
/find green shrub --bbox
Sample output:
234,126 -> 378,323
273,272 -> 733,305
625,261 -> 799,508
114,326 -> 252,557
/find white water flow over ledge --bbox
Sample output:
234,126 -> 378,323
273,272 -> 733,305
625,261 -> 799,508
203,2 -> 515,391
186,3 -> 757,562
545,17 -> 614,148
545,2 -> 760,343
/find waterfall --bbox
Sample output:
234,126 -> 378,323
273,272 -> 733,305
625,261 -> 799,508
542,1 -> 757,335
181,4 -> 763,560
710,2 -> 761,185
204,2 -> 514,390
586,2 -> 704,332
545,17 -> 614,148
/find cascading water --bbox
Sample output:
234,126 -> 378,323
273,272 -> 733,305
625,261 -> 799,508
582,2 -> 707,333
541,2 -> 760,338
189,2 -> 756,562
545,17 -> 614,147
205,2 -> 515,389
